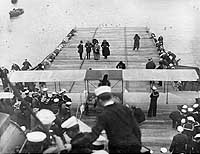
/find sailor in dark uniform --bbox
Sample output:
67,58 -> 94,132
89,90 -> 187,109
147,86 -> 159,117
64,86 -> 142,154
116,61 -> 126,69
192,133 -> 200,153
169,126 -> 188,154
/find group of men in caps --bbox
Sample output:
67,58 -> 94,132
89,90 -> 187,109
151,33 -> 179,69
18,87 -> 72,129
24,85 -> 142,154
169,101 -> 200,153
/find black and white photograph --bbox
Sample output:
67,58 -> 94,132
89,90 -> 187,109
0,0 -> 200,153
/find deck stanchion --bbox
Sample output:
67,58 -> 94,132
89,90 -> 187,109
54,82 -> 56,91
166,81 -> 169,104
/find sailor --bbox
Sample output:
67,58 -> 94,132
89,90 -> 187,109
56,100 -> 72,124
167,51 -> 176,64
158,35 -> 163,44
169,126 -> 188,154
19,90 -> 32,129
26,131 -> 48,153
24,90 -> 33,106
11,63 -> 21,71
183,116 -> 195,153
36,109 -> 56,130
61,116 -> 93,153
64,86 -> 142,154
22,59 -> 32,70
58,91 -> 72,110
169,109 -> 183,129
192,133 -> 200,153
50,97 -> 60,114
40,88 -> 50,109
116,61 -> 126,69
147,86 -> 159,117
146,58 -> 156,69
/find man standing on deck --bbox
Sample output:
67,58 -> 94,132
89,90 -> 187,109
65,86 -> 142,154
133,34 -> 140,50
85,40 -> 92,59
22,59 -> 32,70
77,40 -> 84,60
147,86 -> 159,117
146,58 -> 156,69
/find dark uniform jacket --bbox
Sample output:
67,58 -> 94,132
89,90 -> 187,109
85,42 -> 92,53
101,41 -> 110,56
146,61 -> 156,69
150,91 -> 159,103
77,44 -> 83,53
116,62 -> 126,69
71,103 -> 142,151
169,133 -> 188,154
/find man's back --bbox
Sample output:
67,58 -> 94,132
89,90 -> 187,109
169,133 -> 188,153
146,61 -> 156,69
97,103 -> 141,146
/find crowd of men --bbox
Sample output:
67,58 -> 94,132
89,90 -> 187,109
169,100 -> 200,153
13,87 -> 72,130
151,33 -> 180,69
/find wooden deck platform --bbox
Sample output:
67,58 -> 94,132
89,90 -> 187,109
47,26 -> 172,93
46,27 -> 184,154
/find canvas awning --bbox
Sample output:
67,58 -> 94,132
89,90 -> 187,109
123,69 -> 199,81
85,69 -> 122,80
9,70 -> 86,82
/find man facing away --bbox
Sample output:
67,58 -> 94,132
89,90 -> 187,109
77,40 -> 84,60
116,61 -> 126,69
65,86 -> 142,154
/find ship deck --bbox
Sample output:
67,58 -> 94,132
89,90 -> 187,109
44,27 -> 197,154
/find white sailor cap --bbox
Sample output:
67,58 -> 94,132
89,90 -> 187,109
92,150 -> 109,154
48,93 -> 52,98
160,147 -> 168,153
52,92 -> 57,95
61,116 -> 78,129
194,133 -> 200,139
193,103 -> 199,108
181,109 -> 187,113
92,135 -> 106,146
188,107 -> 194,112
152,86 -> 157,90
66,101 -> 72,105
177,126 -> 184,133
182,105 -> 188,109
181,118 -> 186,124
95,86 -> 111,96
53,98 -> 59,103
42,88 -> 48,92
187,116 -> 195,122
36,109 -> 56,125
24,90 -> 29,94
26,131 -> 47,143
